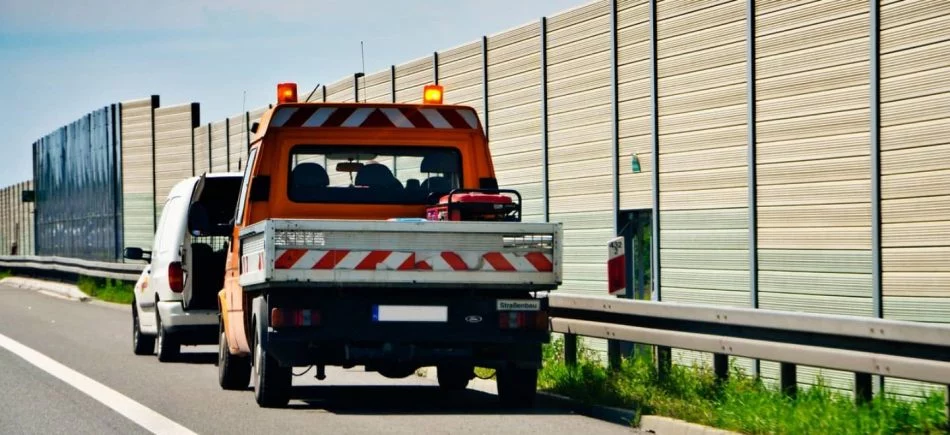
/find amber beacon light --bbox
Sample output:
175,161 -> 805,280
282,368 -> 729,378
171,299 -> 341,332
422,84 -> 444,105
277,82 -> 298,104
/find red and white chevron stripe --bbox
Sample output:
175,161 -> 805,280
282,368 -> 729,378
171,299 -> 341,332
271,249 -> 554,273
269,106 -> 480,130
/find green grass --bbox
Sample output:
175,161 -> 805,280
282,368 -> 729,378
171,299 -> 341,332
538,338 -> 948,434
0,270 -> 12,280
77,276 -> 135,305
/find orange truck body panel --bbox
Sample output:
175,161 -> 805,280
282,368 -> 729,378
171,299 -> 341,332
222,102 -> 498,354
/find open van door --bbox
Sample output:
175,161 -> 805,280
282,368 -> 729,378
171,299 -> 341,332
184,174 -> 243,310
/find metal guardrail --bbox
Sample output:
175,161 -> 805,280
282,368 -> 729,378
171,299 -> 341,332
0,255 -> 142,282
549,294 -> 950,402
0,255 -> 947,405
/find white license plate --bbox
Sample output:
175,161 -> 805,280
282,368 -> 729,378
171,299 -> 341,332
372,305 -> 448,322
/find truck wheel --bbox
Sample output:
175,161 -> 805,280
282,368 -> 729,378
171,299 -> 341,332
253,323 -> 291,408
155,311 -> 180,362
132,302 -> 155,356
497,367 -> 538,408
437,365 -> 472,391
218,327 -> 251,390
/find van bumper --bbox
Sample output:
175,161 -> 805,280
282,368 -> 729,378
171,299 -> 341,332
157,301 -> 218,345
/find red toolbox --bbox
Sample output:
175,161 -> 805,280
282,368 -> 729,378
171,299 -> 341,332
426,189 -> 522,222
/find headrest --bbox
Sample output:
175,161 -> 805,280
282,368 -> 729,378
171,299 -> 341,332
292,162 -> 329,188
355,163 -> 399,188
420,153 -> 458,173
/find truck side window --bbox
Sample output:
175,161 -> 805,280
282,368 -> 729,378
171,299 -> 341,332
234,148 -> 258,226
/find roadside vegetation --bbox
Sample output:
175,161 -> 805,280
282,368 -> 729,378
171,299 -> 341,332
77,276 -> 134,305
0,270 -> 12,280
537,338 -> 948,435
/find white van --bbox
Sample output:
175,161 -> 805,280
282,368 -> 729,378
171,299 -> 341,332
126,173 -> 243,362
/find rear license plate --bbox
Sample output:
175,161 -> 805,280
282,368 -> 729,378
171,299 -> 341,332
372,305 -> 448,322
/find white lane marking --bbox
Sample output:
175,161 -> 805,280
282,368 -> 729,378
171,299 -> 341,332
0,332 -> 197,435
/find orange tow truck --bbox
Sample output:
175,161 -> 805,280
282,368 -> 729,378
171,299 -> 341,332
202,83 -> 562,408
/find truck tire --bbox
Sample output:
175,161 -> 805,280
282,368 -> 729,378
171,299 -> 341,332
155,311 -> 180,362
437,365 -> 472,391
497,367 -> 538,408
218,326 -> 251,390
253,323 -> 291,408
132,302 -> 155,356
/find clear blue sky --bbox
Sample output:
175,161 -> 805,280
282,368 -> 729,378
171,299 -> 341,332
0,0 -> 582,187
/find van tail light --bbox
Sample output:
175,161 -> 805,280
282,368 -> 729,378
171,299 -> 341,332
271,308 -> 321,328
498,310 -> 548,331
168,261 -> 184,293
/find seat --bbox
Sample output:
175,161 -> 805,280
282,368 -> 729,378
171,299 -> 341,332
291,163 -> 330,200
292,163 -> 329,189
355,163 -> 402,190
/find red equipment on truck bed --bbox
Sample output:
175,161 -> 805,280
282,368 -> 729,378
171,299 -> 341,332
426,189 -> 522,222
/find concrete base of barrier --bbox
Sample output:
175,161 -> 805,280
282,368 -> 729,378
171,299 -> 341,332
1,277 -> 91,302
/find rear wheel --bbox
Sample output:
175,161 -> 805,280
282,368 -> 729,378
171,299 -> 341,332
252,323 -> 291,408
155,311 -> 180,362
497,367 -> 538,408
218,323 -> 251,390
131,302 -> 154,356
437,365 -> 472,391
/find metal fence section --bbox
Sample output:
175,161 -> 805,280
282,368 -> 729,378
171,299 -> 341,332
33,105 -> 122,261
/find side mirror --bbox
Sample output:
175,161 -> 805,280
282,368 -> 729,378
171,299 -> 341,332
187,203 -> 210,236
250,175 -> 271,202
250,122 -> 260,134
124,247 -> 151,262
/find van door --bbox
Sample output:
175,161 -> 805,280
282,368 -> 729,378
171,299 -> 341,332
183,175 -> 243,310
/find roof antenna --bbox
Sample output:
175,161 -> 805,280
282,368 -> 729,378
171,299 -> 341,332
304,83 -> 322,103
360,41 -> 367,102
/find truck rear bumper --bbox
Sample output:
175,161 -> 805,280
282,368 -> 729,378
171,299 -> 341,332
260,291 -> 549,369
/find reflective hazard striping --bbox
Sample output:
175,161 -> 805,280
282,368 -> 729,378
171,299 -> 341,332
268,106 -> 482,130
271,249 -> 554,272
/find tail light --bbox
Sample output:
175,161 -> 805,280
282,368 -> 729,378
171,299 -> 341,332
498,310 -> 548,330
271,308 -> 321,328
168,261 -> 184,293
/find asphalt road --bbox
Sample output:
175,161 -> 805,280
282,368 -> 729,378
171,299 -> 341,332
0,284 -> 637,434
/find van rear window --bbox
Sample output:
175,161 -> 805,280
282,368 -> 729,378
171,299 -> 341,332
288,145 -> 462,205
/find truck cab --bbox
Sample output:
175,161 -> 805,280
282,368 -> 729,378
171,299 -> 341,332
212,83 -> 562,408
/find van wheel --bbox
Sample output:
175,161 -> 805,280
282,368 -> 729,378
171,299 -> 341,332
253,323 -> 291,407
155,311 -> 180,362
437,365 -> 472,391
497,367 -> 538,408
132,302 -> 155,356
218,326 -> 251,390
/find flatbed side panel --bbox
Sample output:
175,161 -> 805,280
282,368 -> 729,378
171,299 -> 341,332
239,219 -> 563,289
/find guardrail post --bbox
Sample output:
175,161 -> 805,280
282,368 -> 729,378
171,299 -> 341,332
655,346 -> 671,380
944,385 -> 949,422
780,362 -> 797,397
854,372 -> 873,404
713,353 -> 729,384
564,333 -> 578,367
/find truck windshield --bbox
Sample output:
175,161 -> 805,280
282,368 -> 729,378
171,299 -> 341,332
288,145 -> 462,204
